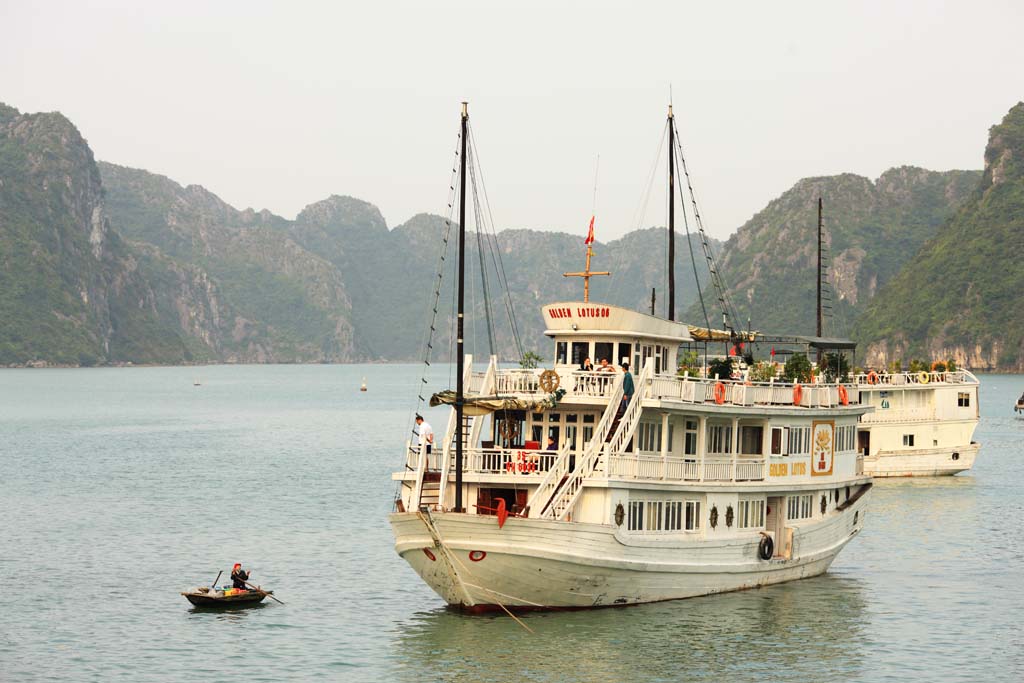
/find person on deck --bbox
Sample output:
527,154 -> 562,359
415,415 -> 434,454
599,358 -> 614,372
580,357 -> 594,372
619,362 -> 635,417
231,563 -> 249,590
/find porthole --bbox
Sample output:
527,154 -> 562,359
422,548 -> 436,562
952,452 -> 960,461
614,503 -> 625,526
469,550 -> 487,562
853,511 -> 859,525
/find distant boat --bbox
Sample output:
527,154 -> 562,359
193,378 -> 202,387
360,377 -> 368,392
1015,394 -> 1024,414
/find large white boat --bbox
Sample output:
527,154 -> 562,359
853,370 -> 980,477
390,303 -> 872,610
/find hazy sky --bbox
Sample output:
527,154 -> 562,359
2,1 -> 1022,240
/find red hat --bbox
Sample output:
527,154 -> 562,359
233,563 -> 241,569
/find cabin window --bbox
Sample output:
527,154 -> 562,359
571,341 -> 589,365
957,392 -> 970,407
637,422 -> 659,453
739,426 -> 763,455
628,501 -> 644,531
583,414 -> 595,424
787,494 -> 813,520
565,424 -> 578,451
594,342 -> 614,367
836,425 -> 855,452
684,420 -> 698,456
903,434 -> 915,447
738,499 -> 766,529
645,502 -> 663,531
684,501 -> 701,531
708,424 -> 733,454
787,427 -> 810,455
617,343 -> 632,367
771,428 -> 783,455
548,412 -> 560,423
665,501 -> 683,531
556,341 -> 567,365
494,411 -> 525,448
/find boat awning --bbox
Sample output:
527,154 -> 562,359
429,391 -> 558,416
796,336 -> 858,350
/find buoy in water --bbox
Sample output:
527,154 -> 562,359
360,377 -> 367,392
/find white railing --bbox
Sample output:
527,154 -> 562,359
461,445 -> 567,476
854,370 -> 977,386
492,368 -> 619,400
605,361 -> 655,457
604,453 -> 766,482
534,372 -> 625,520
644,374 -> 860,409
409,439 -> 429,507
522,441 -> 573,517
859,406 -> 937,424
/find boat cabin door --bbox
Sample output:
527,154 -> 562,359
857,430 -> 871,457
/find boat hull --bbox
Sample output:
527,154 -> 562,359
182,591 -> 268,608
389,491 -> 869,611
863,442 -> 979,477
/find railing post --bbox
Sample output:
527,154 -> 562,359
660,412 -> 669,480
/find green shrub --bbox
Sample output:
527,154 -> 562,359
784,353 -> 813,383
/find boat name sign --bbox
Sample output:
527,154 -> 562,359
547,305 -> 611,320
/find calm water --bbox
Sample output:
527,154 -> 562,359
1,366 -> 1022,682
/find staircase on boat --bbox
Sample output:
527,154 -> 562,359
527,360 -> 653,521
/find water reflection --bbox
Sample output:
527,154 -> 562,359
391,574 -> 867,683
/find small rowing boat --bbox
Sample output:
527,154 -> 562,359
181,586 -> 272,608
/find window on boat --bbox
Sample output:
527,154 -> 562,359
556,341 -> 567,365
786,494 -> 813,520
739,426 -> 764,455
628,501 -> 644,531
684,501 -> 701,531
836,425 -> 856,452
494,411 -> 525,448
571,341 -> 589,366
903,434 -> 915,447
594,341 -> 614,367
707,423 -> 733,454
787,427 -> 810,455
665,501 -> 683,531
738,499 -> 766,528
771,427 -> 783,455
617,342 -> 632,367
636,422 -> 675,454
644,502 -> 663,531
957,392 -> 971,407
684,420 -> 698,457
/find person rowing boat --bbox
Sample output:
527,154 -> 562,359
231,563 -> 250,590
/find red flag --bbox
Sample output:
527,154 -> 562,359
584,216 -> 595,245
770,346 -> 776,357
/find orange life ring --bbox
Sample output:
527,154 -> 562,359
838,384 -> 849,406
793,383 -> 803,405
713,381 -> 727,404
866,371 -> 879,385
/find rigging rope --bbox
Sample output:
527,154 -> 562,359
467,140 -> 496,358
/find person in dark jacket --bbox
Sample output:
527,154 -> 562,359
231,563 -> 250,590
619,362 -> 635,417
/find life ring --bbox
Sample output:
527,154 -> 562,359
713,381 -> 727,404
866,371 -> 879,385
758,533 -> 774,560
793,383 -> 803,405
918,371 -> 930,384
838,384 -> 849,406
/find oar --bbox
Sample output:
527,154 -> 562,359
243,578 -> 284,605
210,569 -> 223,590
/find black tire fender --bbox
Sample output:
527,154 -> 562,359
758,533 -> 774,561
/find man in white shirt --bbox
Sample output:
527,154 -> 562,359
415,415 -> 434,454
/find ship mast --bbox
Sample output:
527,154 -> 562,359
816,197 -> 823,363
455,102 -> 468,513
668,104 -> 676,321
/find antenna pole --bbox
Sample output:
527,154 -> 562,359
651,288 -> 656,315
667,105 -> 676,321
816,197 -> 823,364
455,102 -> 468,513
